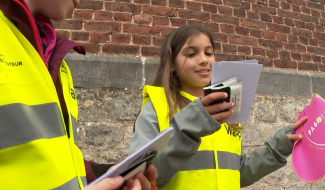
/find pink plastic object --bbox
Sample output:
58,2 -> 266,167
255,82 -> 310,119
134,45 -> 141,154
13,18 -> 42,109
292,94 -> 325,182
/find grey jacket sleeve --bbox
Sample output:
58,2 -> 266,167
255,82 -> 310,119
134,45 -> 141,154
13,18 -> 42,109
240,125 -> 295,187
128,98 -> 221,189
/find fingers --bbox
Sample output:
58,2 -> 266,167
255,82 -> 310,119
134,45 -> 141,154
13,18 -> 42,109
205,102 -> 234,115
201,92 -> 228,106
210,109 -> 233,123
134,173 -> 151,190
292,116 -> 308,130
84,176 -> 123,190
145,164 -> 157,182
287,134 -> 302,141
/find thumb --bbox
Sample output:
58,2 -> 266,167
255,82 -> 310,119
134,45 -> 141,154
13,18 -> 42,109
86,176 -> 124,190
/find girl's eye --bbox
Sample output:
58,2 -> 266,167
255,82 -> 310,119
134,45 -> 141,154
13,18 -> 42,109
205,52 -> 213,56
187,53 -> 195,57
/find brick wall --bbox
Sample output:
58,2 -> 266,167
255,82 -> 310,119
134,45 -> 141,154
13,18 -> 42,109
54,0 -> 325,71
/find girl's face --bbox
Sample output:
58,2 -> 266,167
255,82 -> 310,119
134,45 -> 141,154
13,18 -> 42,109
172,33 -> 215,95
29,0 -> 80,21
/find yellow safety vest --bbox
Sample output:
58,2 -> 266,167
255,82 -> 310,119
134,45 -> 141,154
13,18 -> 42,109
0,11 -> 86,189
143,85 -> 241,190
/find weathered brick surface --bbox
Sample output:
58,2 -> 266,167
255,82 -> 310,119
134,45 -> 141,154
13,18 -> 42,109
54,1 -> 325,72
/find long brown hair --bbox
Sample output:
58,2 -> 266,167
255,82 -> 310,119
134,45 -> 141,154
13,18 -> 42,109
152,25 -> 215,118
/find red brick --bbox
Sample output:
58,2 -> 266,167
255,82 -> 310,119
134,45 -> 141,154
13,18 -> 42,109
223,0 -> 242,6
299,36 -> 308,45
134,0 -> 150,3
241,19 -> 265,29
112,33 -> 131,43
291,52 -> 302,60
323,57 -> 325,64
263,31 -> 275,39
152,0 -> 166,6
267,23 -> 290,33
286,0 -> 306,6
105,2 -> 141,13
186,1 -> 201,11
316,25 -> 324,32
247,11 -> 260,20
135,15 -> 152,24
90,32 -> 110,42
238,46 -> 251,54
310,39 -> 319,46
299,63 -> 319,71
74,10 -> 93,20
214,42 -> 221,51
85,21 -> 121,32
169,0 -> 184,8
292,28 -> 312,38
153,16 -> 169,26
257,0 -> 268,5
250,29 -> 262,38
313,31 -> 325,40
220,24 -> 235,33
212,32 -> 228,42
269,0 -> 279,7
78,1 -> 103,10
203,22 -> 219,32
301,7 -> 311,14
307,1 -> 324,10
203,4 -> 218,13
142,46 -> 160,57
200,0 -> 222,4
274,60 -> 297,69
291,5 -> 301,12
218,6 -> 233,15
212,14 -> 239,25
53,20 -> 83,30
222,44 -> 237,53
302,54 -> 312,61
252,3 -> 276,14
71,31 -> 89,41
188,20 -> 203,26
102,44 -> 140,55
161,26 -> 177,36
313,55 -> 322,63
284,18 -> 295,26
170,18 -> 186,27
312,9 -> 321,17
236,26 -> 249,35
288,35 -> 298,43
279,51 -> 291,60
322,11 -> 325,18
280,2 -> 291,10
300,14 -> 319,24
319,40 -> 325,49
116,0 -> 132,2
307,46 -> 325,56
229,35 -> 258,46
272,16 -> 283,24
275,33 -> 287,41
295,20 -> 305,29
260,13 -> 272,22
114,12 -> 132,22
306,23 -> 315,30
241,2 -> 251,10
278,9 -> 299,19
320,64 -> 325,72
94,11 -> 114,21
56,30 -> 70,39
258,39 -> 283,49
284,43 -> 306,53
143,5 -> 177,16
153,36 -> 165,46
215,53 -> 245,62
124,24 -> 161,35
133,35 -> 151,45
234,9 -> 246,17
253,47 -> 266,56
178,9 -> 210,21
267,49 -> 279,58
79,43 -> 100,53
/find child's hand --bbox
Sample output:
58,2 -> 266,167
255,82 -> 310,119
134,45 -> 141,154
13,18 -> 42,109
286,116 -> 308,141
201,92 -> 234,124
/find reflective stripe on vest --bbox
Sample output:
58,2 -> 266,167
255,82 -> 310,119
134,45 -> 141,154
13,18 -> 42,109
142,85 -> 241,190
0,10 -> 86,189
